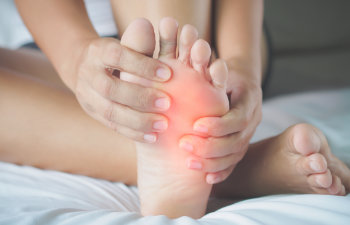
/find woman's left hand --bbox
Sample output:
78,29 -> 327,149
179,65 -> 262,184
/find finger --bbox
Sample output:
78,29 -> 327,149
206,165 -> 235,184
178,24 -> 198,65
192,107 -> 253,137
158,17 -> 178,59
98,94 -> 168,134
179,133 -> 246,158
186,152 -> 243,173
91,73 -> 171,112
99,38 -> 172,81
97,113 -> 158,143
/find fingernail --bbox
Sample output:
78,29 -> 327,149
207,175 -> 221,184
155,98 -> 170,110
144,134 -> 157,143
193,123 -> 208,133
187,159 -> 202,170
310,161 -> 322,172
156,67 -> 171,80
153,120 -> 168,131
179,141 -> 193,152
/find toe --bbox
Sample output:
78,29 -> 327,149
120,18 -> 156,86
292,123 -> 322,156
296,153 -> 328,175
308,169 -> 332,188
190,39 -> 211,74
158,17 -> 178,59
327,175 -> 344,195
178,24 -> 198,66
209,59 -> 228,89
121,18 -> 155,56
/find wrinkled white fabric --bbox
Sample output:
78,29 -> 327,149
1,88 -> 350,225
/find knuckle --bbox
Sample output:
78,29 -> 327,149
140,57 -> 156,79
238,116 -> 249,131
104,103 -> 116,122
202,138 -> 215,158
132,113 -> 150,131
106,42 -> 123,67
136,88 -> 154,110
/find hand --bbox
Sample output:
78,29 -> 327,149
73,37 -> 172,143
179,64 -> 262,184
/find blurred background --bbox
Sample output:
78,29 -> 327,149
263,0 -> 350,98
1,0 -> 349,99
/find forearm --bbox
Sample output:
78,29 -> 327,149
15,0 -> 99,90
215,0 -> 263,84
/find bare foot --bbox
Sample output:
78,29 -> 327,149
214,123 -> 350,198
120,18 -> 229,218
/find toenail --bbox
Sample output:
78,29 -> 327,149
155,98 -> 170,110
187,159 -> 202,170
156,67 -> 171,80
153,120 -> 168,131
193,123 -> 208,134
179,141 -> 193,152
310,161 -> 322,172
144,134 -> 157,143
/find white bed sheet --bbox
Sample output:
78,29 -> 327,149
1,88 -> 350,225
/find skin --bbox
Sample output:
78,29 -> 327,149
1,22 -> 349,219
14,0 -> 173,143
111,0 -> 264,183
15,0 -> 265,183
120,18 -> 229,218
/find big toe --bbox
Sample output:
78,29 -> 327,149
121,18 -> 155,56
120,18 -> 156,85
191,39 -> 211,74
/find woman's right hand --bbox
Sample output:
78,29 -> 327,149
73,37 -> 171,143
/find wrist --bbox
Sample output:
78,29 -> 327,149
57,36 -> 99,92
225,57 -> 262,87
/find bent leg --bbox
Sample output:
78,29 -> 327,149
0,66 -> 137,185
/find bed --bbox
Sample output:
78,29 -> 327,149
1,88 -> 350,225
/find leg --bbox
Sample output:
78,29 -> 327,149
213,123 -> 350,198
0,47 -> 66,88
0,65 -> 137,184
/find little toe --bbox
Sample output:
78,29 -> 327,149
296,153 -> 328,175
292,124 -> 322,156
190,39 -> 211,74
178,24 -> 198,66
308,169 -> 332,189
158,17 -> 178,59
209,59 -> 228,89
